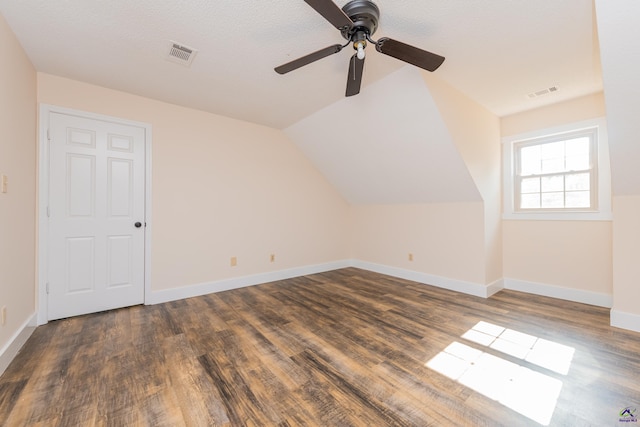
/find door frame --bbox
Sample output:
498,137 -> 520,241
37,104 -> 153,325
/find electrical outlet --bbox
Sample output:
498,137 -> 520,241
408,253 -> 414,261
270,254 -> 275,263
1,306 -> 6,326
230,256 -> 237,267
1,174 -> 7,193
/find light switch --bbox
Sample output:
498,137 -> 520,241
1,174 -> 7,193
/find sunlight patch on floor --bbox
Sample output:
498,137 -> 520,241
462,321 -> 575,375
425,321 -> 575,425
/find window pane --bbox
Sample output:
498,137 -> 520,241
564,137 -> 590,171
541,158 -> 564,173
521,177 -> 540,194
566,191 -> 590,208
566,155 -> 589,171
566,173 -> 590,191
565,137 -> 589,157
521,194 -> 540,209
541,175 -> 564,192
541,141 -> 564,159
541,192 -> 564,208
540,141 -> 565,173
520,145 -> 541,175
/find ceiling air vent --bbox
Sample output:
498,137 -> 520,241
527,86 -> 559,99
166,41 -> 198,67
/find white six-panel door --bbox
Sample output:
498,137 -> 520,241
47,112 -> 146,320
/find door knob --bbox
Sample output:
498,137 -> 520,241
134,222 -> 142,228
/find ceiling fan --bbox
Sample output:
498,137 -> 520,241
275,0 -> 445,97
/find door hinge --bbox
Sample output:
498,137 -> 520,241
47,128 -> 51,141
46,206 -> 50,218
46,282 -> 49,294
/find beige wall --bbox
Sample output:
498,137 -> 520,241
37,74 -> 350,291
349,74 -> 501,289
424,73 -> 503,285
501,93 -> 612,296
501,93 -> 606,137
0,15 -> 37,351
612,196 -> 640,313
503,220 -> 612,294
351,203 -> 486,284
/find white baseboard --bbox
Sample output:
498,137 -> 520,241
350,263 -> 615,310
486,278 -> 505,297
146,260 -> 618,326
0,313 -> 37,376
503,278 -> 613,308
148,259 -> 506,306
351,260 -> 498,298
610,309 -> 640,333
147,260 -> 351,305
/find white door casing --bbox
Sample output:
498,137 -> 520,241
40,106 -> 151,321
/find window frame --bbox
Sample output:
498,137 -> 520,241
502,118 -> 611,221
514,128 -> 598,212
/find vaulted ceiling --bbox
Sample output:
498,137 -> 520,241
286,67 -> 481,204
10,1 -> 638,205
0,0 -> 601,129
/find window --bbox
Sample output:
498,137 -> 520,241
515,129 -> 597,211
502,118 -> 611,221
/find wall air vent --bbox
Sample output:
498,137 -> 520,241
527,86 -> 559,99
166,41 -> 198,67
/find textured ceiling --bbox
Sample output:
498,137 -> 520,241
0,0 -> 602,129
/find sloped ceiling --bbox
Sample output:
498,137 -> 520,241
0,0 -> 601,129
286,67 -> 481,204
0,1 -> 605,205
594,0 -> 640,196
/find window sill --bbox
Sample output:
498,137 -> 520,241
502,211 -> 612,221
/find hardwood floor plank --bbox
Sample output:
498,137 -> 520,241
162,334 -> 225,426
0,379 -> 28,426
2,267 -> 640,426
198,352 -> 281,426
291,348 -> 415,427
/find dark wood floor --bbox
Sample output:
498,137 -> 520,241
1,268 -> 639,426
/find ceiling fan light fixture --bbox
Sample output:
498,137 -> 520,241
354,40 -> 366,59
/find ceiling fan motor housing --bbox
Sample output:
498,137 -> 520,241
341,0 -> 380,40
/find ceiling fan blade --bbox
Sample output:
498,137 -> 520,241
275,44 -> 344,74
346,54 -> 364,97
375,37 -> 445,72
303,0 -> 354,31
